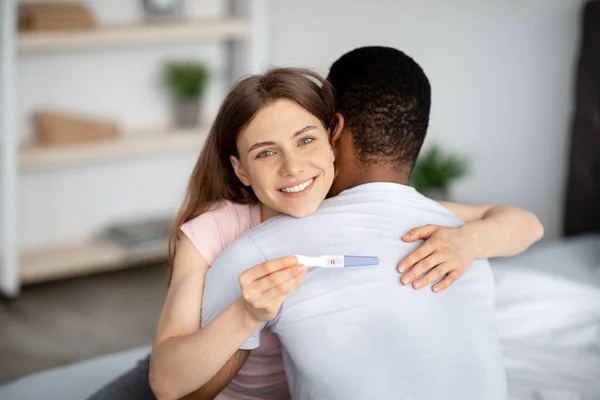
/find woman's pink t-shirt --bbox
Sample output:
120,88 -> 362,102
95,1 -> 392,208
180,201 -> 290,400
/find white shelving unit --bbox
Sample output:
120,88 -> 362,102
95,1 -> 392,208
17,18 -> 250,52
20,238 -> 167,285
0,0 -> 269,297
20,127 -> 208,169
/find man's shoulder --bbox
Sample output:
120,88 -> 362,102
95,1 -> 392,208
243,205 -> 331,244
209,232 -> 268,277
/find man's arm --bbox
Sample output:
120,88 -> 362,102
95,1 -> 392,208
181,350 -> 249,400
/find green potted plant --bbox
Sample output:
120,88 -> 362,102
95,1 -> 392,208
163,60 -> 209,128
410,143 -> 469,200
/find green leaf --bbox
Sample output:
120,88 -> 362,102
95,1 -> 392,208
163,61 -> 210,101
410,143 -> 469,192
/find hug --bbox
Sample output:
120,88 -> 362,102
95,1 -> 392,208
92,46 -> 543,400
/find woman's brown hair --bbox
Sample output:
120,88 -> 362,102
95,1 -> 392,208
167,67 -> 336,283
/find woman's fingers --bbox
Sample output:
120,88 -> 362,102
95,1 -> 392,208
411,262 -> 451,290
249,264 -> 306,293
239,255 -> 298,285
397,243 -> 436,273
401,224 -> 440,243
432,270 -> 460,293
260,269 -> 307,302
243,267 -> 307,317
400,252 -> 445,287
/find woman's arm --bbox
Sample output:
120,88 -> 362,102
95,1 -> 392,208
149,235 -> 260,400
397,203 -> 544,292
438,202 -> 544,258
150,235 -> 306,400
183,255 -> 306,400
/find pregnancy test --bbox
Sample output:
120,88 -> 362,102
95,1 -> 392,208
295,255 -> 380,268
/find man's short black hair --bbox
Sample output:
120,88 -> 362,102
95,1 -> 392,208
327,46 -> 431,167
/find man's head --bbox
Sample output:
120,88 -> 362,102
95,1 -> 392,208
326,46 -> 431,196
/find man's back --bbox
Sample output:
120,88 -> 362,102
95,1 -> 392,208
202,183 -> 507,399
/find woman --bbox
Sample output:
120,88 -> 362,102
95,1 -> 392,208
149,67 -> 543,400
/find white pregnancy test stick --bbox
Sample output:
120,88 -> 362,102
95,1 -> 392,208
295,255 -> 379,268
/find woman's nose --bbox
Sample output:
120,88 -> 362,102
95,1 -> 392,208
279,152 -> 304,177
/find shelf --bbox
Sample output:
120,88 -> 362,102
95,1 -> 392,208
20,239 -> 167,285
18,18 -> 250,53
19,127 -> 207,169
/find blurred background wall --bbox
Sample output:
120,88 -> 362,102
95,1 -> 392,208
18,0 -> 586,251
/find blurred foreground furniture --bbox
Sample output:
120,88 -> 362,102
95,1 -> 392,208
0,345 -> 152,400
0,0 -> 269,297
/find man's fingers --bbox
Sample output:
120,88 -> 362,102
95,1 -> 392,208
397,243 -> 435,273
239,255 -> 298,285
249,264 -> 306,293
400,252 -> 444,286
432,270 -> 460,293
412,262 -> 451,290
401,224 -> 440,243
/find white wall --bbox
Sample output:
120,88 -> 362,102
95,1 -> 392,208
268,0 -> 586,240
17,0 -> 585,249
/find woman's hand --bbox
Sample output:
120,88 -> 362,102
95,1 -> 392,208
238,255 -> 307,324
396,224 -> 481,293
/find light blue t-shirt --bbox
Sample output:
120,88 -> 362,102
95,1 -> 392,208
201,183 -> 507,399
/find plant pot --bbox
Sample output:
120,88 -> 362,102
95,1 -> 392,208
173,99 -> 201,128
420,186 -> 449,201
142,0 -> 184,22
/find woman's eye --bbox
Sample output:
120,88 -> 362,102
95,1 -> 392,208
257,150 -> 274,159
299,136 -> 315,146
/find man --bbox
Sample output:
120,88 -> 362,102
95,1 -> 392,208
197,46 -> 507,399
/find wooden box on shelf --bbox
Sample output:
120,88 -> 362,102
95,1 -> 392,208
33,110 -> 120,146
18,2 -> 96,31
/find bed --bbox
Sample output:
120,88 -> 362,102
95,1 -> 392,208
491,235 -> 600,399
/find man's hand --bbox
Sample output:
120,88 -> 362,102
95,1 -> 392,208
239,255 -> 307,323
396,224 -> 480,293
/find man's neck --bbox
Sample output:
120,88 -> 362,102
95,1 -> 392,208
350,164 -> 411,188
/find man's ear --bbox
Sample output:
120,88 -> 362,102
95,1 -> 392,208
230,156 -> 250,186
330,113 -> 345,146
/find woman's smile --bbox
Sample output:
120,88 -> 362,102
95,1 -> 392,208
278,175 -> 318,197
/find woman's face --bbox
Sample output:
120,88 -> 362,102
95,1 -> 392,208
231,99 -> 335,218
